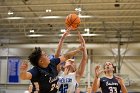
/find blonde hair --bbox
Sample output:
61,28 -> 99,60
66,59 -> 75,62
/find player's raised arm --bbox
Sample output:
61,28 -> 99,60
92,65 -> 103,92
54,29 -> 70,58
76,31 -> 88,82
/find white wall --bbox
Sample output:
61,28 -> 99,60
0,59 -> 7,84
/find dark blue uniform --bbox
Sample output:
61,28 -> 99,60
28,58 -> 60,93
100,76 -> 121,93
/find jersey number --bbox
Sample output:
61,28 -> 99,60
50,84 -> 59,91
59,84 -> 68,93
109,87 -> 117,93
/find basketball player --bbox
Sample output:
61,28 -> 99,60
57,31 -> 87,93
20,35 -> 83,93
25,29 -> 71,93
92,61 -> 128,93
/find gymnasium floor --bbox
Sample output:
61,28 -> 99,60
0,0 -> 140,93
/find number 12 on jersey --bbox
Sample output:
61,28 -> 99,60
59,84 -> 68,93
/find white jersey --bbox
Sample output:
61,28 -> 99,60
57,71 -> 78,93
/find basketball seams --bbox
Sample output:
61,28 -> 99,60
71,17 -> 80,28
71,16 -> 79,25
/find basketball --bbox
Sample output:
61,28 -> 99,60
65,13 -> 81,30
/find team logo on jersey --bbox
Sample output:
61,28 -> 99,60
106,81 -> 118,86
58,77 -> 72,83
49,76 -> 58,83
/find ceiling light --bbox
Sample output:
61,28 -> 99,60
84,28 -> 90,32
78,15 -> 92,18
78,12 -> 92,18
30,29 -> 34,33
84,28 -> 90,35
4,17 -> 25,19
48,10 -> 52,12
82,34 -> 98,36
61,29 -> 66,32
8,10 -> 14,15
46,9 -> 52,12
75,8 -> 81,12
27,34 -> 44,37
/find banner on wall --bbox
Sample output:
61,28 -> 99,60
8,57 -> 20,83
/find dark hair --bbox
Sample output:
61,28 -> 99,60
28,47 -> 42,67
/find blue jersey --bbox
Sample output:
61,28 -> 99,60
28,58 -> 60,93
100,76 -> 121,93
